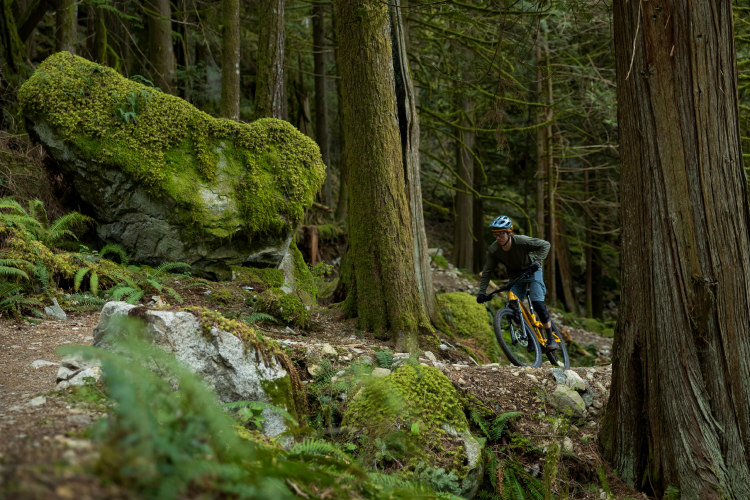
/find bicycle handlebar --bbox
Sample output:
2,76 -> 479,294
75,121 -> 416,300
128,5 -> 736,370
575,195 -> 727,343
487,264 -> 539,297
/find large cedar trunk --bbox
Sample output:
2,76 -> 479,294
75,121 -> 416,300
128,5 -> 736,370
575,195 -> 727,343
219,0 -> 240,120
334,0 -> 431,352
600,1 -> 750,498
312,1 -> 332,207
255,0 -> 286,119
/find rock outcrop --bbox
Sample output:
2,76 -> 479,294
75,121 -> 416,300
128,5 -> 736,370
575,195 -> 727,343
19,52 -> 326,279
92,301 -> 302,439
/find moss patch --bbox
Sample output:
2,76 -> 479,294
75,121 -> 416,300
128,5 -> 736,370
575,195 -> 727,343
437,292 -> 500,363
342,363 -> 471,477
255,287 -> 311,329
18,52 -> 326,240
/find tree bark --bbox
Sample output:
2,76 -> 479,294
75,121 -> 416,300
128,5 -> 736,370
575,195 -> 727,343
220,0 -> 240,120
55,0 -> 76,53
334,0 -> 431,352
601,1 -> 750,498
453,96 -> 475,272
145,0 -> 175,93
313,1 -> 332,208
1,0 -> 25,74
255,0 -> 286,119
390,0 -> 442,330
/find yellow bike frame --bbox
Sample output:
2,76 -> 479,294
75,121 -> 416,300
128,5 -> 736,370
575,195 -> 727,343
508,290 -> 561,347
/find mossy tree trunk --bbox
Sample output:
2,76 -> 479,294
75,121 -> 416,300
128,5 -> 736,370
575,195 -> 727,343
600,1 -> 750,498
453,94 -> 475,272
55,0 -> 76,53
220,0 -> 240,120
255,0 -> 286,120
312,1 -> 332,208
145,0 -> 175,93
1,0 -> 25,75
334,0 -> 431,352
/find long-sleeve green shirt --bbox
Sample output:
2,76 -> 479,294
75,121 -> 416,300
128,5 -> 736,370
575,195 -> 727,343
478,234 -> 551,294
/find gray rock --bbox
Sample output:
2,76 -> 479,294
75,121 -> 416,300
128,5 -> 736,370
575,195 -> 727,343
564,370 -> 586,391
44,298 -> 67,320
56,357 -> 102,389
93,301 -> 299,439
443,424 -> 484,499
549,385 -> 587,420
31,360 -> 59,369
371,367 -> 391,378
423,350 -> 437,362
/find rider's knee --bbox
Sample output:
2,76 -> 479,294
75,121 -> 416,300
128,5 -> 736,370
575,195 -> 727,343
531,301 -> 550,324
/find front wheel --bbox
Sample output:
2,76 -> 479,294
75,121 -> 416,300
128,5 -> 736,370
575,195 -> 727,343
545,323 -> 570,369
494,308 -> 541,367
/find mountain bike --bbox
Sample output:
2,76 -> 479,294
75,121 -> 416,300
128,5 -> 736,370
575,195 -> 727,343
486,266 -> 570,369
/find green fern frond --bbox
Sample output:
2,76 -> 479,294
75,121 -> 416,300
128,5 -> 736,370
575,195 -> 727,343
0,213 -> 43,234
90,271 -> 99,296
492,411 -> 522,441
74,267 -> 91,292
146,279 -> 163,292
44,211 -> 94,245
153,261 -> 191,276
0,197 -> 28,214
222,400 -> 298,427
0,281 -> 24,298
110,285 -> 139,302
0,259 -> 31,280
26,199 -> 48,226
288,438 -> 353,462
99,243 -> 129,264
124,289 -> 145,304
243,312 -> 277,324
32,261 -> 50,293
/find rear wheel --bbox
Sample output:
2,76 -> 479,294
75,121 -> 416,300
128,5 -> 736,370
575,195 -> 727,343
545,323 -> 570,369
494,308 -> 541,367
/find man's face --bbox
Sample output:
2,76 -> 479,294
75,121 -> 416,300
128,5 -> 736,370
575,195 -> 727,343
493,230 -> 511,245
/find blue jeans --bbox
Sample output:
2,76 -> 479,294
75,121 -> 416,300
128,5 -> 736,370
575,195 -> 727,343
510,269 -> 546,302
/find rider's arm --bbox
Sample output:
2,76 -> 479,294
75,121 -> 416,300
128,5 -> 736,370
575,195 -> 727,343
479,246 -> 500,295
523,236 -> 550,266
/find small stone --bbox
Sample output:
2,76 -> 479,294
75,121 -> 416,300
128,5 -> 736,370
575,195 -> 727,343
27,396 -> 46,407
526,374 -> 539,383
563,436 -> 574,452
31,360 -> 59,369
321,343 -> 338,357
458,378 -> 466,384
439,344 -> 449,350
44,297 -> 67,320
423,351 -> 437,362
371,367 -> 391,378
307,364 -> 322,377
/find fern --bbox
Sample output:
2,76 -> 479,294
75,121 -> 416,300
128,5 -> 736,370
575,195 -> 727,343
69,292 -> 106,307
99,243 -> 129,264
222,400 -> 299,429
288,438 -> 354,463
74,267 -> 92,292
32,260 -> 50,293
242,312 -> 277,324
0,258 -> 31,280
491,412 -> 522,441
43,211 -> 93,246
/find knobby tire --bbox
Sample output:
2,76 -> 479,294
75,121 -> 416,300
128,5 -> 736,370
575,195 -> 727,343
494,308 -> 542,367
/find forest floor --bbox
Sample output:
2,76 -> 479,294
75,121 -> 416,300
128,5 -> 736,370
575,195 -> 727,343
0,266 -> 645,500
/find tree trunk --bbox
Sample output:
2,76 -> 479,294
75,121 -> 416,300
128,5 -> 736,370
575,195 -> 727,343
535,28 -> 547,240
453,95 -> 475,271
584,169 -> 593,317
601,2 -> 750,498
313,1 -> 332,208
1,0 -> 25,75
55,0 -> 76,53
554,213 -> 577,314
145,0 -> 175,93
334,0 -> 431,352
255,0 -> 286,119
293,55 -> 312,136
220,0 -> 240,120
389,0 -> 442,330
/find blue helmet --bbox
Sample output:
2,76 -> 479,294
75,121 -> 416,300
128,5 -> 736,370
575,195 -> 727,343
489,215 -> 513,231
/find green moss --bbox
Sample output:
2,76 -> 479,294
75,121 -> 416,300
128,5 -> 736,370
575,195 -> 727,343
342,364 -> 471,477
289,240 -> 317,304
431,254 -> 449,269
317,223 -> 344,241
260,376 -> 299,422
256,287 -> 311,329
437,292 -> 500,363
18,52 -> 326,240
231,266 -> 285,288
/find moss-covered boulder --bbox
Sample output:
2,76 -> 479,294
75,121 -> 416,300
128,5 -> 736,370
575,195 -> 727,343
437,292 -> 501,363
342,364 -> 484,498
18,52 -> 325,279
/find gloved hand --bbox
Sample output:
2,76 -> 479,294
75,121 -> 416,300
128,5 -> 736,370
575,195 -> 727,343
529,263 -> 540,273
476,294 -> 490,304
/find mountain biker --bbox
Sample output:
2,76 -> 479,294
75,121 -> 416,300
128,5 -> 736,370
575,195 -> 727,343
476,215 -> 559,352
